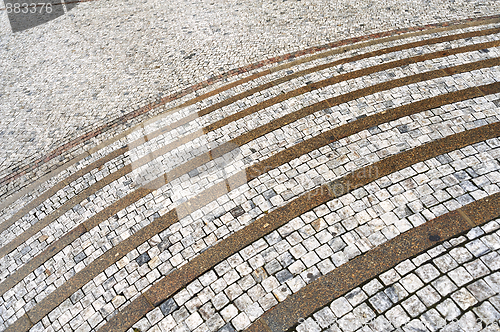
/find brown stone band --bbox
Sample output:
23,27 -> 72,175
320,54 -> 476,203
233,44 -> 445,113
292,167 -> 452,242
3,27 -> 499,238
1,15 -> 499,206
140,27 -> 500,147
2,27 -> 498,244
2,40 -> 498,262
0,62 -> 498,303
6,116 -> 500,332
98,122 -> 500,332
244,192 -> 500,332
0,77 -> 496,305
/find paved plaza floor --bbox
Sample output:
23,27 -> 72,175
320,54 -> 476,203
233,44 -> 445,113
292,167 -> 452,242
1,1 -> 500,331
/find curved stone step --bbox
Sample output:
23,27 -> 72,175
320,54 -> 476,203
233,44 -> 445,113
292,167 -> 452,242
1,56 -> 498,303
2,18 -> 500,332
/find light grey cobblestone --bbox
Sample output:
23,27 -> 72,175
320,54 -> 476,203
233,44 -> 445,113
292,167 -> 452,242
292,220 -> 500,332
1,0 -> 499,200
3,47 -> 500,283
2,79 -> 500,331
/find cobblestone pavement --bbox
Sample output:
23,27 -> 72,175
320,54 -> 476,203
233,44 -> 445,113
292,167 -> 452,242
293,222 -> 500,332
1,1 -> 500,332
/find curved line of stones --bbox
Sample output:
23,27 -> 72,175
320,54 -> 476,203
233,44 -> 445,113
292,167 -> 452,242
125,34 -> 500,165
2,46 -> 500,332
9,121 -> 500,332
0,68 -> 498,328
3,22 -> 500,254
2,15 -> 499,199
2,59 -> 499,289
119,143 -> 500,332
4,89 -> 497,324
2,21 -> 500,227
13,103 -> 500,331
290,222 -> 500,332
0,16 -> 500,330
3,33 -> 498,242
2,45 -> 498,272
4,34 -> 484,237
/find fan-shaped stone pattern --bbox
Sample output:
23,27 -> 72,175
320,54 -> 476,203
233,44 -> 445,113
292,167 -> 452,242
1,15 -> 500,332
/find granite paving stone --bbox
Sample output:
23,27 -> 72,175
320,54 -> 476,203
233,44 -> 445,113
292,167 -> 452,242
1,7 -> 500,332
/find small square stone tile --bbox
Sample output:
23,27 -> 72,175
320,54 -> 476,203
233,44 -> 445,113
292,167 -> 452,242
416,285 -> 441,307
395,260 -> 416,276
448,267 -> 474,286
415,264 -> 441,283
330,297 -> 352,318
385,305 -> 410,328
465,239 -> 491,257
362,279 -> 383,296
344,288 -> 367,307
384,283 -> 408,304
369,291 -> 393,314
401,295 -> 426,318
399,274 -> 424,293
432,275 -> 458,297
420,308 -> 447,332
451,288 -> 478,310
467,280 -> 496,301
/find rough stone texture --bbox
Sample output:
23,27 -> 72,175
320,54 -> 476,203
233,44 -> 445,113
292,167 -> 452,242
1,0 -> 500,198
1,4 -> 500,332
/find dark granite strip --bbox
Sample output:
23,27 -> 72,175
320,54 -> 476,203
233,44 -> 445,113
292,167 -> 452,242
0,70 -> 498,303
0,146 -> 128,235
247,193 -> 500,332
460,194 -> 500,226
478,82 -> 500,95
107,295 -> 154,331
4,42 -> 495,264
1,15 -> 499,206
2,27 -> 498,241
99,122 -> 500,332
